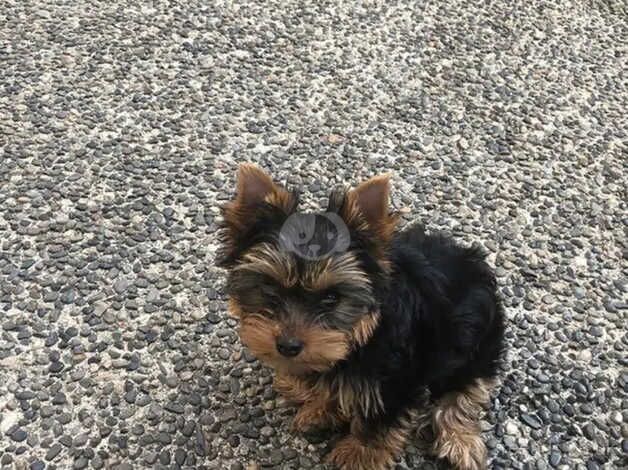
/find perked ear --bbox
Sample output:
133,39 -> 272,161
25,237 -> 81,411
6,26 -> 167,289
235,163 -> 279,208
218,163 -> 296,266
224,163 -> 294,231
345,174 -> 398,243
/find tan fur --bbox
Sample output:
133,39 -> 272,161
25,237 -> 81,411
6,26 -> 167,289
297,324 -> 351,372
235,242 -> 297,287
339,190 -> 370,233
327,411 -> 416,470
240,307 -> 382,413
239,315 -> 350,376
274,374 -> 346,432
276,311 -> 383,419
273,374 -> 315,403
237,248 -> 371,293
349,174 -> 398,242
236,163 -> 294,211
303,252 -> 372,291
221,163 -> 296,257
264,190 -> 296,214
335,373 -> 384,419
239,314 -> 282,362
292,392 -> 344,432
336,174 -> 398,268
269,311 -> 382,432
351,310 -> 381,347
336,310 -> 386,418
414,402 -> 436,452
228,298 -> 243,318
275,366 -> 386,434
431,378 -> 494,470
274,372 -> 419,469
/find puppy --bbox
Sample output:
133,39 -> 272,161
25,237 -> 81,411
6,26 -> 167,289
217,163 -> 505,470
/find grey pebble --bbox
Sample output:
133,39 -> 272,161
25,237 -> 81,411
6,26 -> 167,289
0,1 -> 625,469
45,443 -> 62,461
113,278 -> 129,294
549,451 -> 562,467
30,460 -> 45,470
11,428 -> 28,442
521,413 -> 543,430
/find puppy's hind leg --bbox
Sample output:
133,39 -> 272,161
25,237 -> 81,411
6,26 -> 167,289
431,378 -> 495,470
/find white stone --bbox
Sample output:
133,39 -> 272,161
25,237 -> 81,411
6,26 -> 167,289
0,410 -> 21,434
505,420 -> 519,436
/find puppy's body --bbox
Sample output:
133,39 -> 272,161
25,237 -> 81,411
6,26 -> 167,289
335,223 -> 503,416
219,164 -> 505,470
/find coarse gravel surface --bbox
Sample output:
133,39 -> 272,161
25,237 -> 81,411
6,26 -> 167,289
1,1 -> 627,469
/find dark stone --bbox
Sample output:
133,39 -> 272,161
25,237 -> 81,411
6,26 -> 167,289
73,456 -> 88,469
11,428 -> 28,442
164,402 -> 184,414
46,443 -> 63,461
30,460 -> 45,470
521,413 -> 543,429
158,450 -> 170,465
549,451 -> 561,467
583,423 -> 596,440
175,448 -> 186,465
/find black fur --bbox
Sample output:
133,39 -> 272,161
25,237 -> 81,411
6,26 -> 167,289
333,222 -> 504,433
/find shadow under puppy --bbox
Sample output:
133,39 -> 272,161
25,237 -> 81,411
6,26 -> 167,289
217,164 -> 505,470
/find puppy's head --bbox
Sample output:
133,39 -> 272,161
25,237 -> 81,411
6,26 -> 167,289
218,164 -> 397,376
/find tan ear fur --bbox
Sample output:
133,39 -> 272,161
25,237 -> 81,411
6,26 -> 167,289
346,174 -> 398,243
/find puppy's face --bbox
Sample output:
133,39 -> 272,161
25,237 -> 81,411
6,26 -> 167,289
218,164 -> 397,376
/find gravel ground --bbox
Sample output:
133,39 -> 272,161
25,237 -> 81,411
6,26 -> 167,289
1,1 -> 626,469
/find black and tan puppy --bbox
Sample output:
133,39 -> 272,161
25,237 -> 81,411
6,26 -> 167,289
217,164 -> 505,470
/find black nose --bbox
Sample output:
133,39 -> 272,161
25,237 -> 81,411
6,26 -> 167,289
276,337 -> 304,357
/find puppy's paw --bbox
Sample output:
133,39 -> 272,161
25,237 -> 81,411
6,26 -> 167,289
273,374 -> 310,404
291,401 -> 337,433
326,435 -> 394,470
433,432 -> 487,470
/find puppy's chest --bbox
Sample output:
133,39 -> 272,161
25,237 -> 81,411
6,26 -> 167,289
318,372 -> 385,419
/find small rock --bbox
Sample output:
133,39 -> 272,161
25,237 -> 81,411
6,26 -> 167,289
549,451 -> 561,467
521,413 -> 543,430
0,410 -> 20,434
113,278 -> 129,294
505,420 -> 519,435
46,443 -> 63,461
30,460 -> 45,470
11,428 -> 28,442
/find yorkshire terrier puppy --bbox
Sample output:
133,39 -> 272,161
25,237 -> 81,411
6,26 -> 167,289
217,164 -> 505,470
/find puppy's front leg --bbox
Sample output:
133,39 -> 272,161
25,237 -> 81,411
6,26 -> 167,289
326,411 -> 415,470
430,378 -> 494,470
273,374 -> 342,432
292,392 -> 343,433
273,373 -> 313,404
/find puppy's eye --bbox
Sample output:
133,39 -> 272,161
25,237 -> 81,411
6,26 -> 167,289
260,287 -> 281,308
321,292 -> 339,309
266,294 -> 282,310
